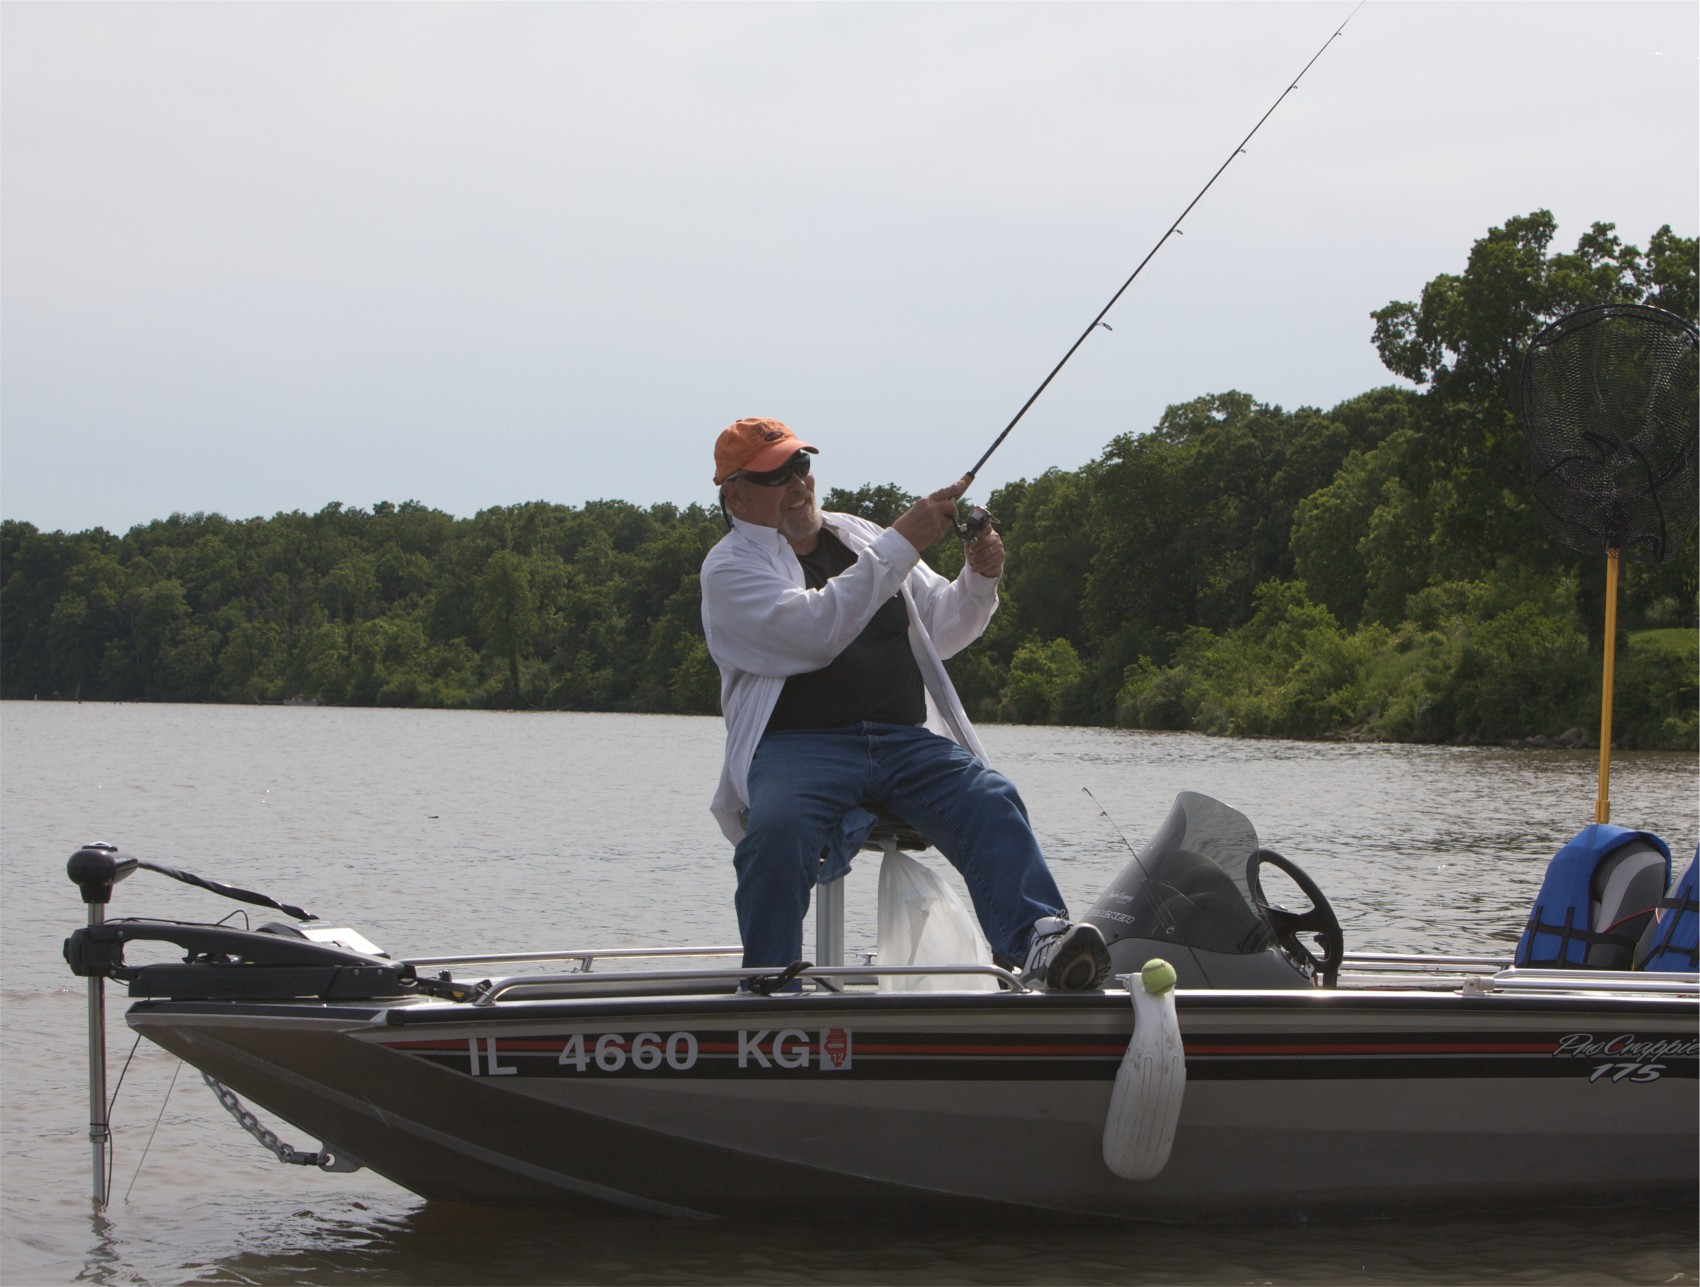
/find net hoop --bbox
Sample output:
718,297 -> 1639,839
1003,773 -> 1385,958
1519,302 -> 1698,564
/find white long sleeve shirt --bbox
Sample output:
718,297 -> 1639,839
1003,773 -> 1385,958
701,510 -> 1000,843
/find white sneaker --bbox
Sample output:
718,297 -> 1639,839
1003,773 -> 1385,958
1021,917 -> 1112,991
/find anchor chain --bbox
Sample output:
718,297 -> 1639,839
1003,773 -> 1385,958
202,1073 -> 349,1169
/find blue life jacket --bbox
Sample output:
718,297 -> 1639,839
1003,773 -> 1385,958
1636,851 -> 1698,973
1514,825 -> 1671,969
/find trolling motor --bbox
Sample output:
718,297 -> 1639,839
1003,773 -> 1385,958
66,843 -> 136,1209
63,845 -> 404,1207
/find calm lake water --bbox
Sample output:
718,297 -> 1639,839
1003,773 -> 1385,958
2,701 -> 1696,1285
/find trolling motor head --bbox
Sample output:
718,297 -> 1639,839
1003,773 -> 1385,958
67,843 -> 137,906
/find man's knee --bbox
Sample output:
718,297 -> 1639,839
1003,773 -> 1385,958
957,764 -> 1031,823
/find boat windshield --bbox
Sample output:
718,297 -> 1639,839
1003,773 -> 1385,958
1088,791 -> 1277,956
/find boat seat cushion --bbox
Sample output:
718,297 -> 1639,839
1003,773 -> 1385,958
856,806 -> 929,854
1636,851 -> 1698,972
1515,825 -> 1672,969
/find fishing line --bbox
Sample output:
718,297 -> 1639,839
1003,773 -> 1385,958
95,1032 -> 146,1210
963,1 -> 1366,485
124,1058 -> 183,1202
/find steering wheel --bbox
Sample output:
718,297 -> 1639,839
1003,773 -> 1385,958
1246,847 -> 1344,987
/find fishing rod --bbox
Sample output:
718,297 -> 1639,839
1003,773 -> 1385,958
1082,787 -> 1182,941
961,1 -> 1365,499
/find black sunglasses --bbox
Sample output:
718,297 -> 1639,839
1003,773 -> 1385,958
729,453 -> 811,487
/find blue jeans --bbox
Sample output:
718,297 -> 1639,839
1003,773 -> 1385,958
734,723 -> 1066,969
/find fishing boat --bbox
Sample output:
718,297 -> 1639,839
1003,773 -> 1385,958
63,790 -> 1698,1221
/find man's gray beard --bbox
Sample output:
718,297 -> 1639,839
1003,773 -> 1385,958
777,496 -> 822,543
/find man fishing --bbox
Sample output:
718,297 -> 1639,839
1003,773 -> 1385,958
700,416 -> 1112,991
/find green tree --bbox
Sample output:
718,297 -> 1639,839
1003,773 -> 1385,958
823,483 -> 914,527
1371,213 -> 1697,586
990,469 -> 1096,653
475,549 -> 539,709
997,638 -> 1085,724
217,620 -> 285,702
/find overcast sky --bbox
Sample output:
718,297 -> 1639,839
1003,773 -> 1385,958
3,1 -> 1695,536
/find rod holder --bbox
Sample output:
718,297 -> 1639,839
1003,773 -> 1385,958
1595,550 -> 1620,825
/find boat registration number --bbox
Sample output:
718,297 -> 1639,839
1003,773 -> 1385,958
558,1031 -> 701,1072
460,1028 -> 854,1076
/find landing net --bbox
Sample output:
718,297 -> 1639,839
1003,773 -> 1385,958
1519,302 -> 1699,563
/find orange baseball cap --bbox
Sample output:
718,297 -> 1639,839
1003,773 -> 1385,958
713,417 -> 818,486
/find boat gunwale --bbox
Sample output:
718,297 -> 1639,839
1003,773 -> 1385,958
120,985 -> 1698,1032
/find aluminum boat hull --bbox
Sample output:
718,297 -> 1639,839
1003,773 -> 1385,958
127,982 -> 1699,1220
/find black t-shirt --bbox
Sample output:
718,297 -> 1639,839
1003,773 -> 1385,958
765,528 -> 927,731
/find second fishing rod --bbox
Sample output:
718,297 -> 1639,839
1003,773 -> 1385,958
953,2 -> 1363,540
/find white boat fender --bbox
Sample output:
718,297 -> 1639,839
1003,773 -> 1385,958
1101,958 -> 1186,1181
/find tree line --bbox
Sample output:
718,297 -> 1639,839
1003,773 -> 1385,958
4,212 -> 1695,750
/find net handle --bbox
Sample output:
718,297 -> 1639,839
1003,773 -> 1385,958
1595,549 -> 1619,825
